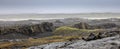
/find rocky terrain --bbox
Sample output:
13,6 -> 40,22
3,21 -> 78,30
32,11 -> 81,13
0,18 -> 120,39
0,22 -> 54,39
28,35 -> 120,49
0,18 -> 120,49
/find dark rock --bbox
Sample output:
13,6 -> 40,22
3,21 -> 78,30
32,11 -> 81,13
96,32 -> 103,39
0,22 -> 54,38
118,46 -> 120,49
110,42 -> 118,46
95,23 -> 117,29
73,22 -> 118,29
104,30 -> 120,37
82,33 -> 97,41
73,22 -> 90,29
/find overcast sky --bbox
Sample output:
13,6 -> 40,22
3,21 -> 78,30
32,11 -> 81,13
0,0 -> 120,14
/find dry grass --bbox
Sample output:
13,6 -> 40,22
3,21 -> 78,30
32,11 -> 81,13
0,42 -> 15,48
53,26 -> 104,36
53,26 -> 79,34
0,35 -> 81,49
0,26 -> 104,49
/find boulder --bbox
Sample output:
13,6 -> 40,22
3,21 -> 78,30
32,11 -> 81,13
82,33 -> 97,41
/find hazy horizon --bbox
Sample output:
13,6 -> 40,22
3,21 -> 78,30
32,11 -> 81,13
0,13 -> 120,21
0,0 -> 120,21
0,0 -> 120,14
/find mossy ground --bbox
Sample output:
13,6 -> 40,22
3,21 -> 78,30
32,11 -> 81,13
0,26 -> 104,49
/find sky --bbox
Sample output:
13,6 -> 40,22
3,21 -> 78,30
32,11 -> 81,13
0,0 -> 120,14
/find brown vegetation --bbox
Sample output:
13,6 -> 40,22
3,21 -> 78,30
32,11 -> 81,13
0,22 -> 119,49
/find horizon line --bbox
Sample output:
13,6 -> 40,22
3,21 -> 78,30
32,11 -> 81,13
0,12 -> 120,15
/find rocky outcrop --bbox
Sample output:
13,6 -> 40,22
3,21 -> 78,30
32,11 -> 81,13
82,33 -> 97,41
73,22 -> 119,29
0,22 -> 54,36
73,22 -> 91,29
95,23 -> 118,29
82,30 -> 120,41
27,35 -> 120,49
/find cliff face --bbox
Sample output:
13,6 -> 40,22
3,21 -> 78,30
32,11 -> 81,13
73,22 -> 90,29
0,21 -> 119,39
0,22 -> 54,36
73,22 -> 119,29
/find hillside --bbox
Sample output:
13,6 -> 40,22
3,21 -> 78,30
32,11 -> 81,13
28,35 -> 120,49
0,18 -> 120,49
0,18 -> 120,39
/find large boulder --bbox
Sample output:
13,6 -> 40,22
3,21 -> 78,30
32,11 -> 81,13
40,22 -> 54,32
82,30 -> 120,41
104,30 -> 120,37
82,33 -> 97,41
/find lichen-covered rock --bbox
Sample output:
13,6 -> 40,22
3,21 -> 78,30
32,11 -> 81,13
73,22 -> 91,29
73,22 -> 118,29
82,33 -> 97,41
82,30 -> 120,41
0,22 -> 54,36
27,35 -> 120,49
94,23 -> 118,29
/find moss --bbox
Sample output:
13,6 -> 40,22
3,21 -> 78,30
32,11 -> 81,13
53,26 -> 102,36
53,26 -> 79,34
79,29 -> 102,33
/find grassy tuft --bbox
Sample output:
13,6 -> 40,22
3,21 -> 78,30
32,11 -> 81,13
53,26 -> 79,34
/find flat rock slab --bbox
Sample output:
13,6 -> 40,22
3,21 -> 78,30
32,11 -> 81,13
28,35 -> 120,49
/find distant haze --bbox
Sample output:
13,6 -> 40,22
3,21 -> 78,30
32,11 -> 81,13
0,13 -> 120,21
0,0 -> 120,21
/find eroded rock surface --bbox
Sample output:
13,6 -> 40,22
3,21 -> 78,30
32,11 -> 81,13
28,35 -> 120,49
